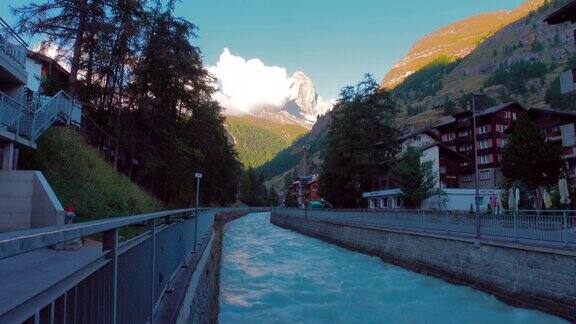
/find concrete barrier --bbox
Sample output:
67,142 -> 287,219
0,170 -> 64,231
271,211 -> 576,321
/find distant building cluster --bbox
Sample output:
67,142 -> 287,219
363,103 -> 576,210
285,174 -> 321,208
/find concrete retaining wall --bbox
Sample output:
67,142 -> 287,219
270,212 -> 576,321
154,210 -> 264,324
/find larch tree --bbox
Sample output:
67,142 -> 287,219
501,114 -> 563,208
390,146 -> 438,209
319,74 -> 400,208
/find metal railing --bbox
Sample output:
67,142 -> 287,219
275,208 -> 576,249
0,16 -> 27,68
0,90 -> 82,144
0,207 -> 264,323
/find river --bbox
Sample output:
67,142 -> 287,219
218,213 -> 566,323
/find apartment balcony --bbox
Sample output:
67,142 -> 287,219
563,146 -> 576,160
560,68 -> 576,95
0,17 -> 27,85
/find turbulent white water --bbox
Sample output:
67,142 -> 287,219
218,213 -> 566,323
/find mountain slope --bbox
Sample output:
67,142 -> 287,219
225,116 -> 307,168
394,0 -> 576,130
382,0 -> 546,88
259,0 -> 576,189
257,112 -> 332,192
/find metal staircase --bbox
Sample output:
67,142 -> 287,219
0,90 -> 81,146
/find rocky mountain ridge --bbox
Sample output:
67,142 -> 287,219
234,71 -> 333,129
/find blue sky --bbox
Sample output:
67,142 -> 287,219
3,0 -> 525,98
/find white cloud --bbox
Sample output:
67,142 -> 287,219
209,48 -> 293,116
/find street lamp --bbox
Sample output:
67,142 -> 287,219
471,92 -> 486,240
194,172 -> 202,252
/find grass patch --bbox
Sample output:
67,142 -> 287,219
21,127 -> 160,223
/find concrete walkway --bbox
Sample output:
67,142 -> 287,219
0,241 -> 103,316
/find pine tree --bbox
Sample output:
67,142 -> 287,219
390,147 -> 438,209
319,74 -> 400,208
12,0 -> 106,96
501,114 -> 563,207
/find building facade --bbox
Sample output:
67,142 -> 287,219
364,102 -> 576,210
0,17 -> 82,170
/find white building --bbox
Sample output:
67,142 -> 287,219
364,129 -> 502,211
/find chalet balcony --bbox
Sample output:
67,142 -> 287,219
0,17 -> 27,85
455,120 -> 471,129
560,68 -> 576,95
563,146 -> 576,160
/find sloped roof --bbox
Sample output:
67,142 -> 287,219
545,0 -> 576,25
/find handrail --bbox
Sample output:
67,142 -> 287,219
277,207 -> 576,214
274,208 -> 576,249
0,90 -> 31,113
0,207 -> 265,259
0,16 -> 28,47
0,207 -> 267,323
0,208 -> 200,259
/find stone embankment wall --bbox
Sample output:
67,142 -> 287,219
270,212 -> 576,321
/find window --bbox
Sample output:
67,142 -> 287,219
442,133 -> 456,142
462,175 -> 473,182
496,124 -> 508,133
459,131 -> 470,137
478,154 -> 493,165
479,169 -> 492,180
497,139 -> 508,147
477,125 -> 490,134
503,111 -> 516,119
413,135 -> 421,141
459,145 -> 473,152
478,139 -> 492,149
460,162 -> 470,167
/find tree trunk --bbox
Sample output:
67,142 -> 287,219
69,0 -> 89,98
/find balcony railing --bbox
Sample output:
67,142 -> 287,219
0,17 -> 27,68
560,69 -> 576,95
0,90 -> 82,144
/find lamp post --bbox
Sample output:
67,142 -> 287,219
471,92 -> 486,240
194,172 -> 202,252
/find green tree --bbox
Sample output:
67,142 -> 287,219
238,168 -> 270,206
390,147 -> 438,209
319,74 -> 400,208
501,114 -> 563,208
12,0 -> 108,96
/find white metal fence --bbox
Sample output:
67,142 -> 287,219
275,208 -> 576,249
0,207 -> 265,323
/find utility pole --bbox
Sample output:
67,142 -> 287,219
471,92 -> 486,240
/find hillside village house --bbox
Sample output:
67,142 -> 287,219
286,174 -> 320,208
0,16 -> 82,231
364,102 -> 576,210
546,0 -> 576,95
